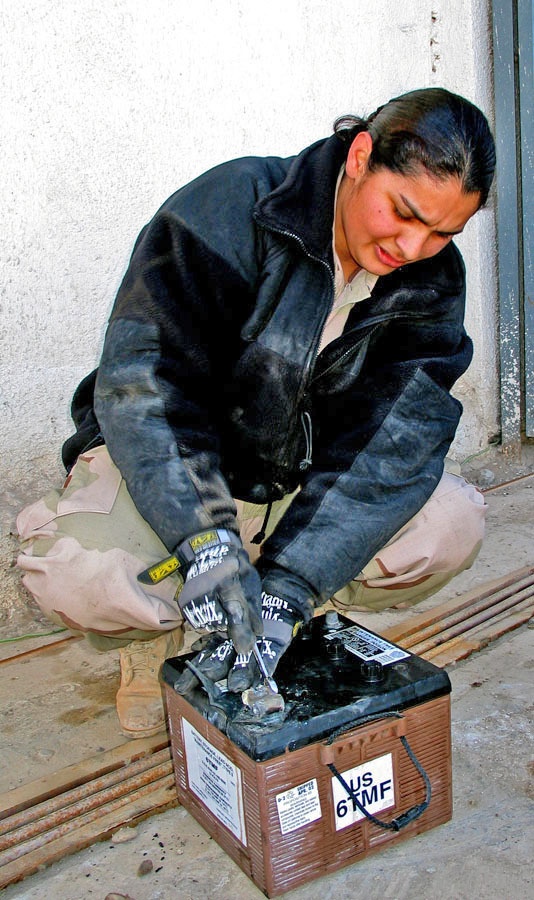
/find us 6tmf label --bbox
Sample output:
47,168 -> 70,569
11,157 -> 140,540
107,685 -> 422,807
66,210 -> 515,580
332,752 -> 395,831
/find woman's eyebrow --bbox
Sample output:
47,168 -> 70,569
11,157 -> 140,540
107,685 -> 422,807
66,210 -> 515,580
399,194 -> 464,235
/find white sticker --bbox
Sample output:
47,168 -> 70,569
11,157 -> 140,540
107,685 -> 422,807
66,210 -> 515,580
325,625 -> 410,666
182,719 -> 247,845
275,778 -> 322,835
332,752 -> 395,831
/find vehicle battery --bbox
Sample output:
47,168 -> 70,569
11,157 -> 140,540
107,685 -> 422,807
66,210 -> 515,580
163,613 -> 452,897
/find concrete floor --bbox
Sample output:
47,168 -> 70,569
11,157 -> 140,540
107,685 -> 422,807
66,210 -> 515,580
1,446 -> 533,899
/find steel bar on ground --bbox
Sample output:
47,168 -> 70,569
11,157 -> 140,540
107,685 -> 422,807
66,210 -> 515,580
382,565 -> 534,645
0,769 -> 175,868
0,735 -> 169,821
0,781 -> 177,890
406,586 -> 534,656
0,749 -> 173,849
424,600 -> 534,667
0,635 -> 81,667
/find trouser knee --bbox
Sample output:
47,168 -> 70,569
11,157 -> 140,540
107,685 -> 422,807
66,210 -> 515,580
332,473 -> 486,613
16,447 -> 184,639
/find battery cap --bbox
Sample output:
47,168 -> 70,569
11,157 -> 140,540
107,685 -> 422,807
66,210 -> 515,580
324,610 -> 342,631
360,659 -> 385,683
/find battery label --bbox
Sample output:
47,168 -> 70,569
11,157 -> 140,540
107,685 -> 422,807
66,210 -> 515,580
325,625 -> 410,666
332,752 -> 395,831
182,719 -> 247,845
275,778 -> 322,835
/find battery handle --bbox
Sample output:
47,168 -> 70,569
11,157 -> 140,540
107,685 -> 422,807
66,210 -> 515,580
319,712 -> 407,765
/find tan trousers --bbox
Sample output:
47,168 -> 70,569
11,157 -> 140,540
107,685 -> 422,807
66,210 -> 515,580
17,446 -> 486,649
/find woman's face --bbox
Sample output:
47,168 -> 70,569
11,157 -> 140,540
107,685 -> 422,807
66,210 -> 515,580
335,131 -> 481,279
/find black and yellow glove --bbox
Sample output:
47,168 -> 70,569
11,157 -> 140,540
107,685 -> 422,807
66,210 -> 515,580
138,528 -> 262,654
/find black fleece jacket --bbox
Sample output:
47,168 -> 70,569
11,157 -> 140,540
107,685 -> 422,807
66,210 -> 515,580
63,133 -> 471,611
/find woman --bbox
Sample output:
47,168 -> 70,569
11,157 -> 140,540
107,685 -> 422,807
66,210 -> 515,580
17,87 -> 496,738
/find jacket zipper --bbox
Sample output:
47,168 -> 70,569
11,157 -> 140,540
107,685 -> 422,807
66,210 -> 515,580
258,224 -> 335,474
299,411 -> 313,471
271,226 -> 336,375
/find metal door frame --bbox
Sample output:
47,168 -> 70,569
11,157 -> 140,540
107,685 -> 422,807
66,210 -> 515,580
492,0 -> 534,450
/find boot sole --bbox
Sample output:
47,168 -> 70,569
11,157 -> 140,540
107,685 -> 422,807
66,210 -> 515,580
119,721 -> 167,740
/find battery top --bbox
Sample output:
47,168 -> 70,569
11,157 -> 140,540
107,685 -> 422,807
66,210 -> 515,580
163,615 -> 451,761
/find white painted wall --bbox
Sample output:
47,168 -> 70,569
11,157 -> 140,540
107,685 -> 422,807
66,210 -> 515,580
1,0 -> 497,533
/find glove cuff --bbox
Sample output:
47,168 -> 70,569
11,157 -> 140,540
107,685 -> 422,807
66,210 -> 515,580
174,528 -> 241,568
259,564 -> 316,624
261,592 -> 302,646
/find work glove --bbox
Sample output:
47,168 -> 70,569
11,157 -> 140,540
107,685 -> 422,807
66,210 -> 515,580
173,632 -> 237,695
138,528 -> 262,654
227,591 -> 304,691
174,589 -> 305,695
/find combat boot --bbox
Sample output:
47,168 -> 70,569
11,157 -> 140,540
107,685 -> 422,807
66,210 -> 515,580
116,629 -> 183,738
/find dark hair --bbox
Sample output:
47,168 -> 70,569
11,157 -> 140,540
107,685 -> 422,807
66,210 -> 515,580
334,87 -> 496,207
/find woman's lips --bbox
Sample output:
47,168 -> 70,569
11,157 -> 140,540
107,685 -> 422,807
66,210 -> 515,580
376,245 -> 405,268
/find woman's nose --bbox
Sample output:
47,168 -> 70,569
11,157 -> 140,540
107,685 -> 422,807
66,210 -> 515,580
396,224 -> 429,261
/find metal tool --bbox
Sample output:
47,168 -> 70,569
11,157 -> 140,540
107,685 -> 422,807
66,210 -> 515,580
252,642 -> 279,694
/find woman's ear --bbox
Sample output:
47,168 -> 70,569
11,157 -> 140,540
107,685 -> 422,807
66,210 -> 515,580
345,131 -> 373,179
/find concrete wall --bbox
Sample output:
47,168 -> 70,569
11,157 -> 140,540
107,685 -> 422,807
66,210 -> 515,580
1,0 -> 497,535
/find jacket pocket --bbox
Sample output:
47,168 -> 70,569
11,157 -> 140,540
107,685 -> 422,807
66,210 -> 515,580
313,331 -> 375,395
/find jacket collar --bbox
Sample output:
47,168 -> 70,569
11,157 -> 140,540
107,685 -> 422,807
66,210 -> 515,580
253,134 -> 348,266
